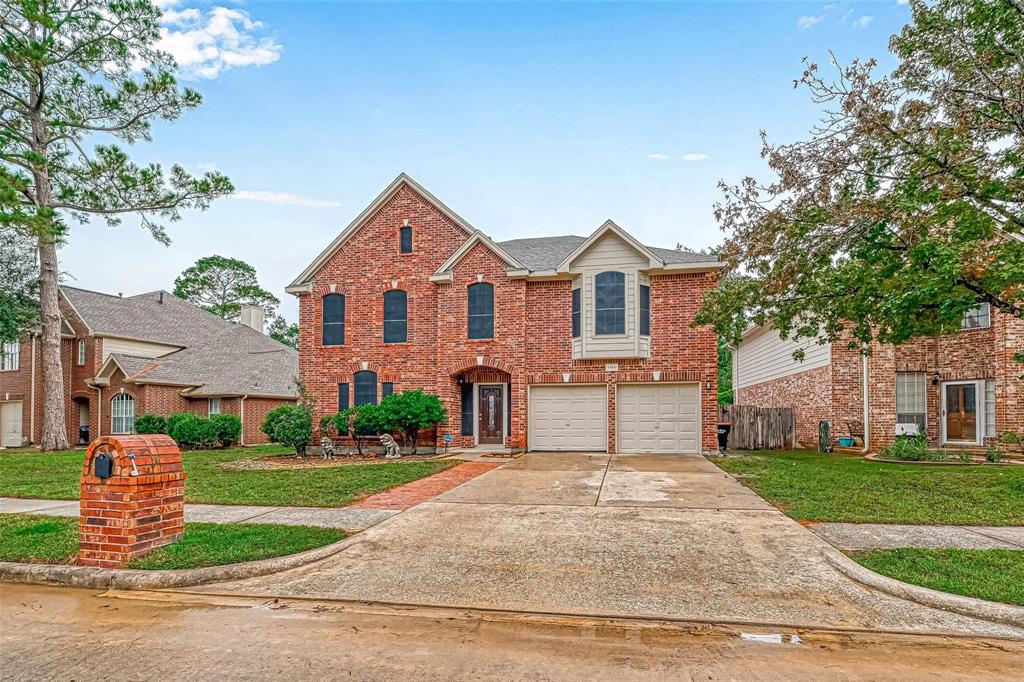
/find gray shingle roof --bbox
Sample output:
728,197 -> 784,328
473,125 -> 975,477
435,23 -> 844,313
67,286 -> 298,398
495,235 -> 715,271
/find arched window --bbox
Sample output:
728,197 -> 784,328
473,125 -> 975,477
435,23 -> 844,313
111,394 -> 135,435
594,271 -> 625,335
354,370 -> 378,406
467,282 -> 494,340
322,294 -> 345,346
383,290 -> 407,343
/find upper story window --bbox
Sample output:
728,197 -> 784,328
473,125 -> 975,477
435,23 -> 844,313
0,341 -> 19,371
594,271 -> 625,335
354,370 -> 378,406
467,282 -> 494,340
208,398 -> 221,416
322,294 -> 345,346
571,288 -> 581,338
639,284 -> 650,336
111,393 -> 135,435
960,303 -> 990,330
77,339 -> 86,366
383,290 -> 408,343
400,225 -> 413,253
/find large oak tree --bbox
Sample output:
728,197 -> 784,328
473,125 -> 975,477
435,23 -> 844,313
697,0 -> 1024,354
1,1 -> 232,449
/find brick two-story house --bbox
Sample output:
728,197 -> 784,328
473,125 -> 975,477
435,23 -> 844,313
0,287 -> 298,448
733,306 -> 1023,451
287,174 -> 723,454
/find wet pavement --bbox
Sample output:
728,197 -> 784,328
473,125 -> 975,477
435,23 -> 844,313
3,583 -> 1024,681
188,453 -> 1024,638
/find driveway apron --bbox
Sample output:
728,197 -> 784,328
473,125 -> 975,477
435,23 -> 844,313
188,453 -> 1024,638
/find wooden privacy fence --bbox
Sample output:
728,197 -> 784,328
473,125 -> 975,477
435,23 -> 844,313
718,405 -> 796,450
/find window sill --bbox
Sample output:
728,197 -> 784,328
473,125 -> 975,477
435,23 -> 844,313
958,326 -> 991,332
467,338 -> 495,343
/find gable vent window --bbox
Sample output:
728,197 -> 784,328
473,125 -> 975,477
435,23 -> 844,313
383,290 -> 408,343
322,294 -> 345,346
354,370 -> 378,406
639,284 -> 650,336
571,288 -> 581,338
467,282 -> 494,340
400,225 -> 413,253
594,271 -> 625,335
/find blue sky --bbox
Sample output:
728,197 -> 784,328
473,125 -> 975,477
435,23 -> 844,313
62,0 -> 911,322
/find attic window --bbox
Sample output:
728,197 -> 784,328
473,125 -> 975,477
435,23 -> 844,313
400,225 -> 413,253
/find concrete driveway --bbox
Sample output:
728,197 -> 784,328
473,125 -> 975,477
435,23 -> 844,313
191,453 -> 1024,638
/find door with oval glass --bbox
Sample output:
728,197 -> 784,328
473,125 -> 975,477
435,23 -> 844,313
478,385 -> 504,444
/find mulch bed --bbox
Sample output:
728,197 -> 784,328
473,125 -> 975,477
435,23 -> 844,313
222,453 -> 442,471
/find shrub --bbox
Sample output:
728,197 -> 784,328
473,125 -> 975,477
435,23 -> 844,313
134,414 -> 168,435
881,434 -> 948,462
167,412 -> 218,449
209,413 -> 242,447
317,414 -> 336,439
377,389 -> 446,455
986,447 -> 1004,463
261,404 -> 312,455
333,405 -> 382,456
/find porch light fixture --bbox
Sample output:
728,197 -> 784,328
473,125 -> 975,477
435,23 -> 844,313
931,372 -> 940,386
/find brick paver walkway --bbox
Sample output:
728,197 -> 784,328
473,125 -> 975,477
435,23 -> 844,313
350,461 -> 501,510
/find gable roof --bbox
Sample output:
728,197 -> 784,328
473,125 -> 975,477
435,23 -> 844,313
429,231 -> 528,282
554,220 -> 664,272
496,233 -> 720,273
287,173 -> 478,292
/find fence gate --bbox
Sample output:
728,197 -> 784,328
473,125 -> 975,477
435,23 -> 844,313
718,405 -> 796,450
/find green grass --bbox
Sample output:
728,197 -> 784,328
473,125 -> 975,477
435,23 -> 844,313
0,445 -> 455,507
713,450 -> 1024,525
0,513 -> 345,569
851,548 -> 1024,607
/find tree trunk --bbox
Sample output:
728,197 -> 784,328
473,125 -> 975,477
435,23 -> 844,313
37,239 -> 69,451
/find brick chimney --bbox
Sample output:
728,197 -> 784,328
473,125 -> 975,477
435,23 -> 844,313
239,305 -> 264,334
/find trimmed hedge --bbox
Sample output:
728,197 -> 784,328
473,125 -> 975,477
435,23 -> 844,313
163,412 -> 241,449
134,414 -> 168,435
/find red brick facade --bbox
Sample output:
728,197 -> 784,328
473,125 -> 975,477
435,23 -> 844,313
294,180 -> 720,453
736,311 -> 1023,450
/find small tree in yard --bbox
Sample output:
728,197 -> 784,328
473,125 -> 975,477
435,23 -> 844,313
333,405 -> 381,457
1,1 -> 233,450
378,390 -> 447,455
261,404 -> 312,455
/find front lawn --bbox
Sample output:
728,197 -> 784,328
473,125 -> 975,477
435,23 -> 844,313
713,450 -> 1024,525
0,513 -> 345,569
0,445 -> 455,507
851,548 -> 1024,607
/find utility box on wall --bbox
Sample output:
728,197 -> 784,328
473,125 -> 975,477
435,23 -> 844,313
79,435 -> 186,568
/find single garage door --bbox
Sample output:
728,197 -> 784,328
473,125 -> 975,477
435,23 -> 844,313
1,401 -> 23,448
529,385 -> 607,451
617,384 -> 700,453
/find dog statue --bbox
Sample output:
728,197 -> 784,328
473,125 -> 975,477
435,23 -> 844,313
379,433 -> 401,459
320,436 -> 336,460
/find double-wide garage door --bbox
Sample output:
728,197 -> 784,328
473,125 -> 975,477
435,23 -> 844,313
617,384 -> 700,453
528,383 -> 701,453
529,385 -> 607,451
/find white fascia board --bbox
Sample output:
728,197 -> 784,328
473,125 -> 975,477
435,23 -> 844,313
555,219 -> 665,273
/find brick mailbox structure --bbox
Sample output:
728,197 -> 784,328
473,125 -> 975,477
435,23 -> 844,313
79,435 -> 186,568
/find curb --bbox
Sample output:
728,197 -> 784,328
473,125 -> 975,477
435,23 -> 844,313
0,534 -> 363,591
825,548 -> 1024,629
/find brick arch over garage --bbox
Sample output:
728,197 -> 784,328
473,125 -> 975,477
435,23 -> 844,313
443,355 -> 518,377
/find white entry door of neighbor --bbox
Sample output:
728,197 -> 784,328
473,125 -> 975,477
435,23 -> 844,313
528,385 -> 607,452
1,401 -> 23,447
617,383 -> 700,454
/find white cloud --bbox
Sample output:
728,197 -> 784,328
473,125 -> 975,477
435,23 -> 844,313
851,15 -> 874,29
156,3 -> 282,79
233,191 -> 342,208
797,15 -> 823,30
680,153 -> 709,162
647,153 -> 671,160
897,0 -> 909,5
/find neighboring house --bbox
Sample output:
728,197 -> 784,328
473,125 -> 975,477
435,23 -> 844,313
287,173 -> 723,454
733,307 -> 1024,450
0,287 -> 298,448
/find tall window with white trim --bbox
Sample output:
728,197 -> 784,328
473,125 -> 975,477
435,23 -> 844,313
77,339 -> 86,366
960,303 -> 991,330
111,394 -> 135,434
208,398 -> 222,416
1,341 -> 19,371
895,372 -> 926,432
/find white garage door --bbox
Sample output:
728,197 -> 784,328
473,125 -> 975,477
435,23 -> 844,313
1,401 -> 23,448
529,385 -> 607,452
617,384 -> 700,453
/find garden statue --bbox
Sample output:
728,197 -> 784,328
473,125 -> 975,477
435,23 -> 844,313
320,436 -> 336,460
379,433 -> 401,459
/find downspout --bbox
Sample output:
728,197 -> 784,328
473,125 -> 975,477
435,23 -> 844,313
240,395 -> 248,446
30,334 -> 37,443
861,352 -> 870,454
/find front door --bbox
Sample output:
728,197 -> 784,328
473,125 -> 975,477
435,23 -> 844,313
943,382 -> 978,443
478,386 -> 504,445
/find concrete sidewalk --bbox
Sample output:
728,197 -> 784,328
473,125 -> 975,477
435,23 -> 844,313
0,497 -> 397,531
810,522 -> 1024,551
